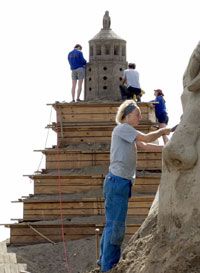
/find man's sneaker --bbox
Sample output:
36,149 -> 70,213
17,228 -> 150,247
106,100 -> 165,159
76,99 -> 83,102
96,259 -> 101,267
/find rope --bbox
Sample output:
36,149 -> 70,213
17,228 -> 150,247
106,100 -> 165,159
27,224 -> 56,244
36,106 -> 53,172
56,123 -> 72,273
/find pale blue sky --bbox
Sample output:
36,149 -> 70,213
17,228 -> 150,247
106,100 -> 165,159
0,0 -> 199,240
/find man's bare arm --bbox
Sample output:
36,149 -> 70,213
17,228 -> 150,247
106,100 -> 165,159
136,141 -> 163,152
136,128 -> 171,143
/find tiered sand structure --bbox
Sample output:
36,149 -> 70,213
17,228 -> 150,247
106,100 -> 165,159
6,102 -> 159,246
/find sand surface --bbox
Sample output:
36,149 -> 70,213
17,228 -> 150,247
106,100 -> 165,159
8,236 -> 131,273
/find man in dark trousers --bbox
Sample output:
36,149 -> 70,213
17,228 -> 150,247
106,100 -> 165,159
98,100 -> 171,272
120,63 -> 142,102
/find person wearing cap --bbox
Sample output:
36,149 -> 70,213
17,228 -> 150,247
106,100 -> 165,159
152,89 -> 169,144
121,63 -> 142,102
98,99 -> 171,272
68,44 -> 87,102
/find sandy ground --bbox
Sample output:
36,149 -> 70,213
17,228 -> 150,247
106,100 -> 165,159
85,202 -> 200,273
7,235 -> 131,273
7,194 -> 200,273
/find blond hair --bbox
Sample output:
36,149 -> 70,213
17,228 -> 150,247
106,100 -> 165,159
115,100 -> 139,124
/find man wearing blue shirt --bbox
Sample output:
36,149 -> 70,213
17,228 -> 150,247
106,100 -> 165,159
68,44 -> 87,102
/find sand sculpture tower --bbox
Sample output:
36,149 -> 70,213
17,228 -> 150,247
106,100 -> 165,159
85,11 -> 127,101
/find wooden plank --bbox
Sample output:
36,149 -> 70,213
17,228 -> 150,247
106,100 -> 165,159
53,102 -> 154,114
9,235 -> 89,245
45,152 -> 161,162
46,152 -> 109,161
33,177 -> 160,187
23,200 -> 152,209
9,223 -> 140,245
45,159 -> 161,170
43,149 -> 162,169
61,113 -> 115,122
56,126 -> 154,144
30,172 -> 160,180
8,219 -> 142,245
34,185 -> 101,194
23,207 -> 150,220
34,183 -> 159,195
22,195 -> 154,203
22,209 -> 149,219
33,175 -> 160,194
23,197 -> 152,221
53,123 -> 155,130
57,130 -> 112,137
11,225 -> 97,236
53,102 -> 156,124
58,113 -> 153,123
34,177 -> 103,185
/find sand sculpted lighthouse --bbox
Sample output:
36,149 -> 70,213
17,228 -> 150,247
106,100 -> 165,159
85,11 -> 127,101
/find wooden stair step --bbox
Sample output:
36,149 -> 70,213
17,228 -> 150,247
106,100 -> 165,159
31,173 -> 160,195
7,215 -> 145,245
40,149 -> 162,170
50,123 -> 156,145
52,102 -> 156,124
20,195 -> 154,221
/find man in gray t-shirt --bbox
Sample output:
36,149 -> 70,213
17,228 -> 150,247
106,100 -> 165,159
109,123 -> 138,181
98,100 -> 171,272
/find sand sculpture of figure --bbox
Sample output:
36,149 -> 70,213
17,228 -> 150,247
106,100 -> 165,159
159,41 -> 200,236
100,41 -> 200,273
103,11 -> 111,30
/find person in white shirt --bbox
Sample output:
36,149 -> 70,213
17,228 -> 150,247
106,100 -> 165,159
122,63 -> 142,102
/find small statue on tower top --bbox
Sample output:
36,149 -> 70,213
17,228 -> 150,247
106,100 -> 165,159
103,11 -> 111,30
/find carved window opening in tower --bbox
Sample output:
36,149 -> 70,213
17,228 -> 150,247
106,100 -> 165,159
103,86 -> 107,90
96,45 -> 101,55
119,68 -> 123,71
103,76 -> 107,80
88,68 -> 92,72
105,45 -> 110,55
103,67 -> 107,71
90,46 -> 94,57
89,87 -> 92,91
114,45 -> 119,55
89,77 -> 92,81
122,46 -> 126,57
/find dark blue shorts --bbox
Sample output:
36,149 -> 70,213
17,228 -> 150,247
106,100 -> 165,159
156,113 -> 169,124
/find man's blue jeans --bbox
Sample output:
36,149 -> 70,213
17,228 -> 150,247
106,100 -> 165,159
98,172 -> 132,272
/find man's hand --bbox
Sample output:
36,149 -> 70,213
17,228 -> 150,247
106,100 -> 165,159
160,127 -> 171,136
